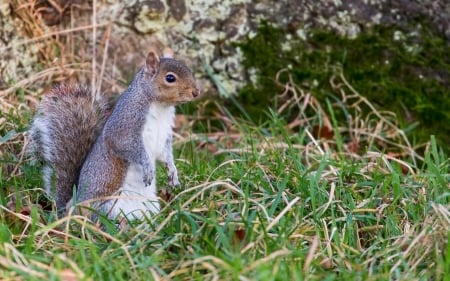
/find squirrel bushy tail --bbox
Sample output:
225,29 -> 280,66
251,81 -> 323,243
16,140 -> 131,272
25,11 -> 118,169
29,84 -> 111,210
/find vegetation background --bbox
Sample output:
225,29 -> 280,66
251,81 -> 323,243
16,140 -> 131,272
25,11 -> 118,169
0,1 -> 449,280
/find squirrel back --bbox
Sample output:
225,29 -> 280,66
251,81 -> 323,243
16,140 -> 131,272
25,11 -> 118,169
29,84 -> 111,210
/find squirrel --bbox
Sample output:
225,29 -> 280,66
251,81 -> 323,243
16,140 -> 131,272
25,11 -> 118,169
29,48 -> 199,220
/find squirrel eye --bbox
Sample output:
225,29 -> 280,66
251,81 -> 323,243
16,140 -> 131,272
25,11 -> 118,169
165,74 -> 176,83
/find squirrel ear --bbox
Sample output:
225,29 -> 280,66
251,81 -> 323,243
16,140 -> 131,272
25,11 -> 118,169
145,50 -> 160,77
162,47 -> 174,59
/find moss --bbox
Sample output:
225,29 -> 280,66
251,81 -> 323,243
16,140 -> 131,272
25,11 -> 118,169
235,22 -> 450,151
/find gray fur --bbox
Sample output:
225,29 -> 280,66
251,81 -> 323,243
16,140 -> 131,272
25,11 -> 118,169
29,85 -> 111,211
29,52 -> 199,218
76,54 -> 199,218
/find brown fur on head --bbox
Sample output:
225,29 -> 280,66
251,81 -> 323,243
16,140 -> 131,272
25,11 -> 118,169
144,50 -> 200,104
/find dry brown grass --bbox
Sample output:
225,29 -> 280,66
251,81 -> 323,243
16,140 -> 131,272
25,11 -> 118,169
0,0 -> 118,113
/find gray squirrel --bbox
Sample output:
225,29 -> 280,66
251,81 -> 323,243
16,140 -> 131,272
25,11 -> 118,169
29,48 -> 199,220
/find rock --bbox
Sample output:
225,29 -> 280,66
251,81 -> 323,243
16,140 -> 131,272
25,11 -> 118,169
1,0 -> 448,96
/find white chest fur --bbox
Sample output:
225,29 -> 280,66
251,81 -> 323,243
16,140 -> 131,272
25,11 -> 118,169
141,103 -> 175,160
109,103 -> 175,220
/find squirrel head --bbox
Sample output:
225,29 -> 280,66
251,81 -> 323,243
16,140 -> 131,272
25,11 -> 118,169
144,49 -> 200,104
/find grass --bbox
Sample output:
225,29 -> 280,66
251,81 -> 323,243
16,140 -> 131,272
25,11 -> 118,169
0,3 -> 449,279
0,69 -> 449,280
235,22 -> 450,152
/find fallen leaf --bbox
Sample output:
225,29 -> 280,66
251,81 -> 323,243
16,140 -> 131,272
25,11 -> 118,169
312,125 -> 334,140
233,228 -> 246,244
60,269 -> 80,281
347,138 -> 360,154
229,212 -> 246,248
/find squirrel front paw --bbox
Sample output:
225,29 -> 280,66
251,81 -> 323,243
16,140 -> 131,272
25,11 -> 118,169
168,170 -> 180,187
143,173 -> 153,186
143,166 -> 155,186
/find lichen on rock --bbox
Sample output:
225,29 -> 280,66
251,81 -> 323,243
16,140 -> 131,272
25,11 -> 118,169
1,0 -> 448,98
